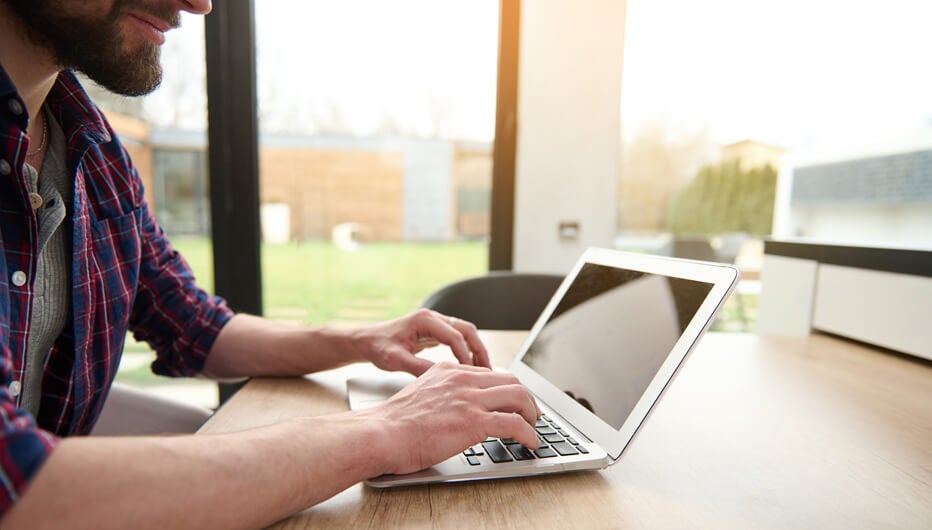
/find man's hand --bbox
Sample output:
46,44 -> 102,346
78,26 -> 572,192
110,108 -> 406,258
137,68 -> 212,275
349,309 -> 490,376
357,362 -> 540,476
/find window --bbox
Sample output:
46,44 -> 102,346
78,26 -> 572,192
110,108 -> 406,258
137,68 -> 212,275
254,1 -> 500,327
617,0 -> 932,330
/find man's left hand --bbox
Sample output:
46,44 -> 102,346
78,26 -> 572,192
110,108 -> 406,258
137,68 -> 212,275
349,309 -> 490,376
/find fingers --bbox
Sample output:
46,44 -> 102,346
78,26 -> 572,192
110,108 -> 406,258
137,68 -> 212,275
424,311 -> 490,368
450,318 -> 491,368
472,384 -> 539,427
377,362 -> 542,473
484,411 -> 541,449
433,363 -> 540,447
390,351 -> 435,377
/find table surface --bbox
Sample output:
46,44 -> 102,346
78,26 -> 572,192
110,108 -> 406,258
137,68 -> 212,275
199,331 -> 932,529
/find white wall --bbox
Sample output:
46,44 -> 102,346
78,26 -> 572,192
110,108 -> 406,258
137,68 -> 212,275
513,0 -> 626,273
790,204 -> 932,248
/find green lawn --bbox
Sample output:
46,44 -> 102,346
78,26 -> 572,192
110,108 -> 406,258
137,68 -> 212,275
169,237 -> 489,324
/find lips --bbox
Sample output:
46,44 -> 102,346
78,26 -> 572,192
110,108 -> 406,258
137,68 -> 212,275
126,10 -> 177,45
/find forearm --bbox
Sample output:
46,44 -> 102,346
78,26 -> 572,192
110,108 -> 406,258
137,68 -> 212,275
2,414 -> 386,530
202,314 -> 361,379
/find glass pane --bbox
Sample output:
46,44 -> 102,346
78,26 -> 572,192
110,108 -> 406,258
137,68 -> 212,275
88,13 -> 217,408
617,0 -> 932,332
254,1 -> 499,326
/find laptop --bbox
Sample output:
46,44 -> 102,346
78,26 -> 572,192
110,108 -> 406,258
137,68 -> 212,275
347,247 -> 740,486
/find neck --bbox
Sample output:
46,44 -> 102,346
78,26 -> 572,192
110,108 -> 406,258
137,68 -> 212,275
0,3 -> 61,122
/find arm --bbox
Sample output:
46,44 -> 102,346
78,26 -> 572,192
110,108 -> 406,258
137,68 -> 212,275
2,363 -> 539,529
202,309 -> 490,379
119,156 -> 483,380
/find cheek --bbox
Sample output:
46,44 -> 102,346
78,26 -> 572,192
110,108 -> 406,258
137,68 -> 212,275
58,0 -> 113,18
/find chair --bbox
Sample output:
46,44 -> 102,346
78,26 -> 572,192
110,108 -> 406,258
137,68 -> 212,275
92,382 -> 212,436
420,271 -> 564,330
671,236 -> 717,262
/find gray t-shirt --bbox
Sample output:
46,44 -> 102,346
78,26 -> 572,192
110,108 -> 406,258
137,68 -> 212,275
21,108 -> 73,417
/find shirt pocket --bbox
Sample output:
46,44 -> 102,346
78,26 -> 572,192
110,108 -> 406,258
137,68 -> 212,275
88,208 -> 142,335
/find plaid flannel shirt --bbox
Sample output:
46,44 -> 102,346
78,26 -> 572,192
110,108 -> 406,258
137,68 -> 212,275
0,66 -> 233,513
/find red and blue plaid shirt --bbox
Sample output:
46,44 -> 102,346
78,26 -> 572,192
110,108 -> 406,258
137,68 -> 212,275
0,66 -> 233,512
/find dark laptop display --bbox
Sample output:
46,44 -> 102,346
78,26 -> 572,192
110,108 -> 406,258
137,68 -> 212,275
522,263 -> 714,430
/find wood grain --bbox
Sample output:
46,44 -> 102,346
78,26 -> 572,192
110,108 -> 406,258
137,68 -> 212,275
199,332 -> 932,529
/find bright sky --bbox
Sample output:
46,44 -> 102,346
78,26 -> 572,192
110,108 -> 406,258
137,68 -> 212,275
253,1 -> 499,139
622,0 -> 932,158
147,0 -> 932,156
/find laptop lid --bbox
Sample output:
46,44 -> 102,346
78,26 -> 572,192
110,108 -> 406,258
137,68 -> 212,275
509,247 -> 739,463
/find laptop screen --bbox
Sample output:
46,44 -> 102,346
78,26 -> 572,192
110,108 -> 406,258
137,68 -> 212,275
520,262 -> 714,430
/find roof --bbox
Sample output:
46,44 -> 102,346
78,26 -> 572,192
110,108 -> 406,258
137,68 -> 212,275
791,148 -> 932,204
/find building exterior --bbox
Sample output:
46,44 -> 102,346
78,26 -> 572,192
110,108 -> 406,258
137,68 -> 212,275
787,147 -> 932,246
126,115 -> 494,242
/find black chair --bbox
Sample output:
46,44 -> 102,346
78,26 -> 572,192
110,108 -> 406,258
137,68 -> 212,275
420,271 -> 564,330
671,236 -> 717,262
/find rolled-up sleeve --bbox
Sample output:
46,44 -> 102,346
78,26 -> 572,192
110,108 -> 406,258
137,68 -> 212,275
127,179 -> 233,377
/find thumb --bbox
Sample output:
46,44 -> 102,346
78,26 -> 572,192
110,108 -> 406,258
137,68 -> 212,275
392,352 -> 434,377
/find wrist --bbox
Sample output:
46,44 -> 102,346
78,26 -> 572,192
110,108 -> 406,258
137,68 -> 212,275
329,326 -> 371,365
290,411 -> 395,480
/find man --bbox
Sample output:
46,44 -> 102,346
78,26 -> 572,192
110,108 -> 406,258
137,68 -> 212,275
0,1 -> 540,527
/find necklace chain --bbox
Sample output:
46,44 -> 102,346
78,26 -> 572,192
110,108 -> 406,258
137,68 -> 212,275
26,114 -> 48,157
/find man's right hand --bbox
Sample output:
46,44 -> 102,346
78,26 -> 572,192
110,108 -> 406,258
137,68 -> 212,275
357,362 -> 540,476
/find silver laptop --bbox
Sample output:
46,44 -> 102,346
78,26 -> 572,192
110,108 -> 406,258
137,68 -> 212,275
347,247 -> 740,486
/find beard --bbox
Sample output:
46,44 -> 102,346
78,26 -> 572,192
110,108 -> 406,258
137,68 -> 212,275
6,0 -> 180,97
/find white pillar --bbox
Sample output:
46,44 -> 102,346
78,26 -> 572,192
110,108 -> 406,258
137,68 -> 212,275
513,0 -> 626,273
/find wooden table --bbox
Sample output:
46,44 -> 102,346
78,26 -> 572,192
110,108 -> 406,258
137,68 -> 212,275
199,332 -> 932,529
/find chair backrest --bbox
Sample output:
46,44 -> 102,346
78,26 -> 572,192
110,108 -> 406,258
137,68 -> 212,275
671,236 -> 717,262
420,271 -> 564,330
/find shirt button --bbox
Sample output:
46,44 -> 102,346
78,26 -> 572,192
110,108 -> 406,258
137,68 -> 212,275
11,270 -> 27,287
0,159 -> 10,175
9,381 -> 21,397
29,193 -> 43,209
7,98 -> 24,116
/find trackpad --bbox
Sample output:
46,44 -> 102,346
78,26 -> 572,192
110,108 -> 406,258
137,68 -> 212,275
346,373 -> 416,410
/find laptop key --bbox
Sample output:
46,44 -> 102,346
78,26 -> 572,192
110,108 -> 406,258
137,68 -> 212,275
543,433 -> 565,444
506,444 -> 536,461
551,442 -> 580,456
534,447 -> 558,458
536,426 -> 557,435
463,447 -> 476,456
566,436 -> 579,445
577,445 -> 590,454
482,441 -> 514,463
500,438 -> 520,445
471,444 -> 485,456
466,456 -> 481,466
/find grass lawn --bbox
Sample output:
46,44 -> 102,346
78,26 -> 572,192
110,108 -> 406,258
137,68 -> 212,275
169,237 -> 489,324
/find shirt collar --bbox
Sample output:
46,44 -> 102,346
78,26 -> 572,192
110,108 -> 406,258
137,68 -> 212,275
0,62 -> 112,146
46,70 -> 112,145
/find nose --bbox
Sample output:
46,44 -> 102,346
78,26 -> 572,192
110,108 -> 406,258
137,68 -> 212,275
178,0 -> 212,15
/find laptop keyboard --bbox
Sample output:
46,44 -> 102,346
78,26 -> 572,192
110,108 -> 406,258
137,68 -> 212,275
461,414 -> 590,465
